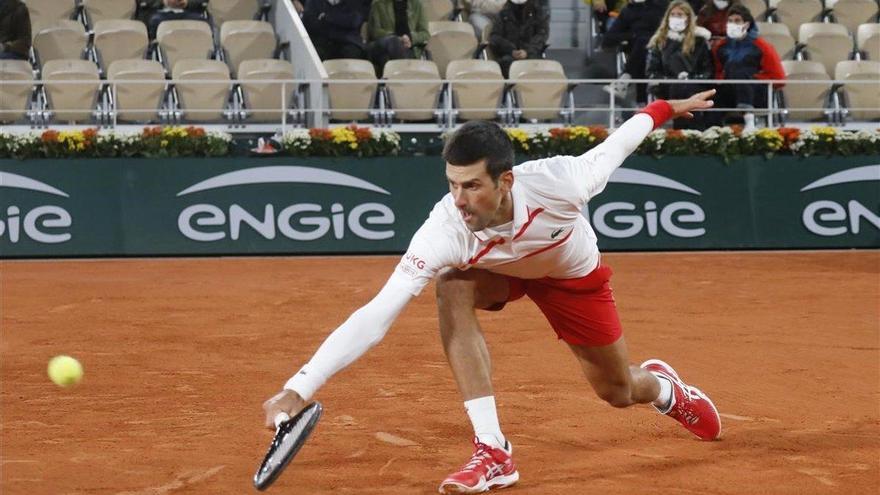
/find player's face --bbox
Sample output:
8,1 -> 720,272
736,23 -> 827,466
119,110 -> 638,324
446,160 -> 513,232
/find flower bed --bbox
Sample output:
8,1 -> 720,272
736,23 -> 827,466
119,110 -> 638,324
279,125 -> 400,157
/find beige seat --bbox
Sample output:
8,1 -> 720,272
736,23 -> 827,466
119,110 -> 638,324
173,59 -> 231,121
0,60 -> 34,123
220,20 -> 276,78
33,20 -> 88,66
384,59 -> 442,121
799,23 -> 854,76
769,0 -> 824,36
781,60 -> 831,121
835,60 -> 880,120
757,22 -> 795,59
82,0 -> 136,25
427,21 -> 478,78
830,0 -> 879,35
42,59 -> 100,122
209,0 -> 264,26
447,59 -> 504,120
107,59 -> 166,122
93,20 -> 149,72
323,58 -> 377,121
24,0 -> 77,32
157,20 -> 215,75
238,59 -> 295,122
509,59 -> 568,121
423,0 -> 454,21
857,23 -> 880,60
741,0 -> 769,20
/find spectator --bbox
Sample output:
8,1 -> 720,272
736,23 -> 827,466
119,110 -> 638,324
602,0 -> 669,104
647,0 -> 713,128
583,0 -> 628,35
303,0 -> 370,60
463,0 -> 506,40
367,0 -> 430,77
138,0 -> 210,39
0,0 -> 31,60
711,3 -> 784,130
291,0 -> 305,14
489,0 -> 550,78
697,0 -> 736,38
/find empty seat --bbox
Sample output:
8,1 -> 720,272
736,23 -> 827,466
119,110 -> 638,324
24,0 -> 77,32
830,0 -> 879,35
42,59 -> 101,122
447,59 -> 504,120
383,59 -> 442,121
107,59 -> 166,122
799,23 -> 854,77
781,60 -> 831,121
173,59 -> 231,121
769,0 -> 824,37
93,20 -> 149,72
740,0 -> 769,21
423,0 -> 454,21
33,20 -> 88,66
427,21 -> 479,78
323,58 -> 377,121
208,0 -> 264,26
757,22 -> 795,59
157,20 -> 215,74
857,23 -> 880,60
220,20 -> 276,78
509,59 -> 568,121
835,60 -> 880,120
0,60 -> 34,123
238,58 -> 295,122
82,0 -> 136,25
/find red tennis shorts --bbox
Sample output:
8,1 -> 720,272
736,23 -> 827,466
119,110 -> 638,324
499,264 -> 623,347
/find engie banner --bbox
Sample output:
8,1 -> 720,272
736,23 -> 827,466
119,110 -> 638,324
1,155 -> 877,258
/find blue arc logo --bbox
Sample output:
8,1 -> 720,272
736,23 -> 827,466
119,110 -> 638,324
177,166 -> 391,196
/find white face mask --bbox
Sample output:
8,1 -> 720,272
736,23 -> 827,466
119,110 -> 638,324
509,0 -> 527,4
631,0 -> 646,3
727,22 -> 748,39
327,0 -> 341,4
713,0 -> 729,9
668,16 -> 687,32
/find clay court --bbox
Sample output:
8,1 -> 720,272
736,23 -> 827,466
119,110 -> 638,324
1,251 -> 878,494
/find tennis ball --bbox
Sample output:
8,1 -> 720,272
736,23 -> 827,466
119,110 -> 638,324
47,355 -> 83,387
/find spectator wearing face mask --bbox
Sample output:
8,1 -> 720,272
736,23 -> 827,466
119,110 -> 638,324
647,0 -> 712,128
711,4 -> 784,130
602,0 -> 669,104
489,0 -> 550,78
697,0 -> 737,38
463,0 -> 507,40
582,0 -> 629,35
0,0 -> 31,61
366,0 -> 430,76
303,0 -> 370,60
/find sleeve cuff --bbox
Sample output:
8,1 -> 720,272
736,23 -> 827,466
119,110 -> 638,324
638,100 -> 674,130
283,365 -> 324,402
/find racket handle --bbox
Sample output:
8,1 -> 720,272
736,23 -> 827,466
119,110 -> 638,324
274,412 -> 290,429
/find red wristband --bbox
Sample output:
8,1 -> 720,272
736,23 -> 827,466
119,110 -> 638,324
638,100 -> 675,129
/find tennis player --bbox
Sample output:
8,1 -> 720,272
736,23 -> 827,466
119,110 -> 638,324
264,90 -> 722,494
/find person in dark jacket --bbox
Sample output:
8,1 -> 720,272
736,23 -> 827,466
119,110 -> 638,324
489,0 -> 550,78
0,0 -> 31,60
303,0 -> 370,60
711,3 -> 784,129
602,0 -> 669,103
138,0 -> 210,39
647,0 -> 713,128
697,0 -> 737,38
366,0 -> 430,76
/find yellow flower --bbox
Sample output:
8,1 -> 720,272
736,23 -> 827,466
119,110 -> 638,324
162,126 -> 188,138
569,126 -> 591,140
505,129 -> 529,144
160,139 -> 169,147
349,142 -> 357,149
331,127 -> 356,144
812,126 -> 836,137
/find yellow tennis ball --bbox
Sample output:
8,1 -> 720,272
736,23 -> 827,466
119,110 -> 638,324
47,355 -> 83,387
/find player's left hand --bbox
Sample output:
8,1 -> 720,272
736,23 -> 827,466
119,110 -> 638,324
263,389 -> 306,429
668,89 -> 715,120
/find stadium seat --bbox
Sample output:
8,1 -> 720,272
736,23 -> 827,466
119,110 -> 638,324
857,23 -> 880,60
829,0 -> 879,36
509,59 -> 571,122
81,0 -> 136,26
93,20 -> 149,74
769,0 -> 824,37
208,0 -> 265,26
238,58 -> 295,122
220,20 -> 276,78
427,21 -> 479,78
323,58 -> 378,122
107,59 -> 166,122
780,60 -> 832,121
42,59 -> 101,123
172,59 -> 231,122
23,0 -> 78,31
740,0 -> 769,21
423,0 -> 454,22
157,20 -> 216,75
798,23 -> 854,77
383,59 -> 443,122
835,60 -> 880,120
0,60 -> 34,124
446,59 -> 504,121
32,20 -> 88,67
757,22 -> 795,59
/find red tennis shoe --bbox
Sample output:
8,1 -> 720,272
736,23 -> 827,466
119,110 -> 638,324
641,359 -> 722,441
438,438 -> 519,494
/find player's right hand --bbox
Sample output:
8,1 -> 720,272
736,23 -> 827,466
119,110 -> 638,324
262,389 -> 306,429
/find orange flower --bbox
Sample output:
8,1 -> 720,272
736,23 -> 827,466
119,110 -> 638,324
777,127 -> 800,148
143,126 -> 162,137
185,126 -> 205,138
41,130 -> 59,143
353,126 -> 372,141
82,128 -> 98,140
549,128 -> 570,139
309,128 -> 332,140
588,126 -> 608,140
667,129 -> 685,139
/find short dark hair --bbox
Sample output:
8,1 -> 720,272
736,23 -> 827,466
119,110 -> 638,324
442,121 -> 514,183
727,3 -> 754,24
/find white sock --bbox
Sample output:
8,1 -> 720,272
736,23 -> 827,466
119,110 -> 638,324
464,396 -> 506,449
652,375 -> 673,410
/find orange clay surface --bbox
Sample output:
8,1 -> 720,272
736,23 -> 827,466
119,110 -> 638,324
1,251 -> 878,494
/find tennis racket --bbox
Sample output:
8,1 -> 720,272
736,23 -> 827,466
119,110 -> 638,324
253,401 -> 323,491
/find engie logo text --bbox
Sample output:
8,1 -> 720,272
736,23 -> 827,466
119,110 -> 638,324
0,172 -> 72,244
800,165 -> 880,237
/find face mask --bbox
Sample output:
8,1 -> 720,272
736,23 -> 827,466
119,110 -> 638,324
631,0 -> 646,3
713,0 -> 729,9
509,0 -> 527,4
327,0 -> 341,4
668,17 -> 687,32
726,22 -> 747,39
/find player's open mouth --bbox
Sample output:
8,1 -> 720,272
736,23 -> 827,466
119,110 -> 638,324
460,210 -> 472,222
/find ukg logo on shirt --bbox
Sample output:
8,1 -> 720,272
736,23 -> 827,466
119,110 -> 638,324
586,168 -> 706,239
0,172 -> 73,244
176,166 -> 395,242
800,165 -> 880,237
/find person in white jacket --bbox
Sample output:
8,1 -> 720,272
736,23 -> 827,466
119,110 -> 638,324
464,0 -> 507,39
